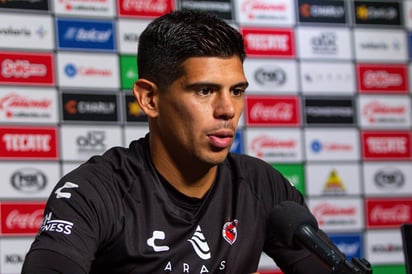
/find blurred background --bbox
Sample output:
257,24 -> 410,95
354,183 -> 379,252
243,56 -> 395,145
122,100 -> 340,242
0,0 -> 411,273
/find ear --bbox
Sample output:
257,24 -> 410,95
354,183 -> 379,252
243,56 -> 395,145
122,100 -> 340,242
133,79 -> 159,118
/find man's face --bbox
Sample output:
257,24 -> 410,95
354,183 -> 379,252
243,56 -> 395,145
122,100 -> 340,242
154,56 -> 248,167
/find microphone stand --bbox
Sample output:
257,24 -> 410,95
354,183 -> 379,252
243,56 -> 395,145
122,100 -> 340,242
331,257 -> 372,274
296,226 -> 373,274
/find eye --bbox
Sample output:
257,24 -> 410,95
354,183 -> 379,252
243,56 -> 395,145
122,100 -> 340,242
231,88 -> 245,97
197,87 -> 214,96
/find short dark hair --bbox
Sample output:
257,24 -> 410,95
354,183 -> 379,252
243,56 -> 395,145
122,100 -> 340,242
137,10 -> 246,89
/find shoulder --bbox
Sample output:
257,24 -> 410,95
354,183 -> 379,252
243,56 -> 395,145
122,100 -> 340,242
223,153 -> 304,207
58,136 -> 150,197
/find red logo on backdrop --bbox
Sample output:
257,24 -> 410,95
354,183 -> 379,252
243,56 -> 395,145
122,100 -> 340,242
312,203 -> 357,226
241,28 -> 295,58
246,96 -> 300,126
0,92 -> 53,119
1,202 -> 45,236
362,99 -> 406,124
117,0 -> 174,17
361,131 -> 411,160
0,52 -> 54,86
366,198 -> 412,228
0,126 -> 58,160
357,64 -> 408,93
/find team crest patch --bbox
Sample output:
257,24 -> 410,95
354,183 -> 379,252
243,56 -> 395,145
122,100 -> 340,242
222,219 -> 238,245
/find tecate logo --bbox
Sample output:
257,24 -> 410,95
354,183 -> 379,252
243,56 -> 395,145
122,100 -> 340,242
11,168 -> 47,192
367,137 -> 407,154
3,133 -> 51,152
246,34 -> 289,51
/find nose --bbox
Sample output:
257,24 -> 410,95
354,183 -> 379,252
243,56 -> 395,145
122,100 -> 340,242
214,91 -> 236,120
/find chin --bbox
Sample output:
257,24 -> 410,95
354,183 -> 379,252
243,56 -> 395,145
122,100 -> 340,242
204,151 -> 229,165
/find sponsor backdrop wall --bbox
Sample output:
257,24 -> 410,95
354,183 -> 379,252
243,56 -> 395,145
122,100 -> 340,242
0,0 -> 411,273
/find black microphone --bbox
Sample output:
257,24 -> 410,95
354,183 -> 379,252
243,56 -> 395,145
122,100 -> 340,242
269,201 -> 372,274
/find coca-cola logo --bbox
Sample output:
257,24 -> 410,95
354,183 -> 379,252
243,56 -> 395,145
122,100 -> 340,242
370,205 -> 410,223
250,102 -> 293,121
11,168 -> 47,193
6,209 -> 43,230
254,66 -> 286,86
374,167 -> 404,188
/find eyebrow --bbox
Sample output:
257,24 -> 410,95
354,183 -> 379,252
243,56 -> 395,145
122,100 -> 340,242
184,81 -> 249,90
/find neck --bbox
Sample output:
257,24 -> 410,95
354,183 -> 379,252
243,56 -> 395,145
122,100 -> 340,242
149,136 -> 217,199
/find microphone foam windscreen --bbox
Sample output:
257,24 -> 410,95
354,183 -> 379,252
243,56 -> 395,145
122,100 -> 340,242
268,201 -> 319,248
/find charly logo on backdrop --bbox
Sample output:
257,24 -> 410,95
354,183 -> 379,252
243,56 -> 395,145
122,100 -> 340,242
62,92 -> 118,122
298,0 -> 347,24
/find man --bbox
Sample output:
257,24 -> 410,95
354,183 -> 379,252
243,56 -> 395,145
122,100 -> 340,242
22,10 -> 331,273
